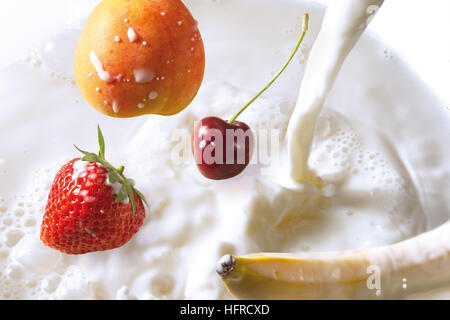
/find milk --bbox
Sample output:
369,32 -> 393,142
284,0 -> 384,187
0,0 -> 449,299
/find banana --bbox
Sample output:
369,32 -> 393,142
217,222 -> 450,299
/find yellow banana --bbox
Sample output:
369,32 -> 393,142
217,222 -> 450,299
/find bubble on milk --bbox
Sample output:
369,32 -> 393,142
56,265 -> 95,300
130,269 -> 177,300
298,44 -> 311,64
116,286 -> 138,300
0,160 -> 68,298
21,49 -> 42,68
383,48 -> 394,60
309,111 -> 362,180
309,110 -> 405,191
42,273 -> 62,293
302,107 -> 418,244
150,273 -> 175,297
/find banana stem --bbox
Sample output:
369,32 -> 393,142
228,13 -> 309,124
216,254 -> 236,277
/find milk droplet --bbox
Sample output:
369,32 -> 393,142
7,263 -> 25,280
4,229 -> 24,247
72,160 -> 89,180
127,27 -> 138,42
42,274 -> 61,293
321,184 -> 336,198
134,69 -> 155,84
116,286 -> 138,300
149,91 -> 158,100
89,51 -> 114,83
112,101 -> 119,114
56,265 -> 95,300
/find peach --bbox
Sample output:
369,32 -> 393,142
74,0 -> 205,118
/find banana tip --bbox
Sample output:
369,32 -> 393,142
216,254 -> 236,277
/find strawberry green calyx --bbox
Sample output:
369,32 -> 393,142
74,125 -> 149,215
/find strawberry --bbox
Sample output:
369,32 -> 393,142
40,126 -> 148,254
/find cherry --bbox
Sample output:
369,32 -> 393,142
191,13 -> 309,180
192,116 -> 254,180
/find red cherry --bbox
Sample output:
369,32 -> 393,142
192,116 -> 254,180
191,13 -> 309,180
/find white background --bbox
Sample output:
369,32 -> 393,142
0,0 -> 449,106
319,0 -> 450,108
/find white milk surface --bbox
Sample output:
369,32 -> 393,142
0,0 -> 449,299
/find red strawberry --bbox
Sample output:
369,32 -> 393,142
40,126 -> 148,255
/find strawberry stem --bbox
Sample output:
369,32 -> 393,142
228,13 -> 309,124
117,166 -> 125,175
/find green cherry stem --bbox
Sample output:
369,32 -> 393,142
228,13 -> 309,124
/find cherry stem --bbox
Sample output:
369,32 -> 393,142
228,13 -> 309,124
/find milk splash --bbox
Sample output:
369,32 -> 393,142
283,0 -> 384,188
